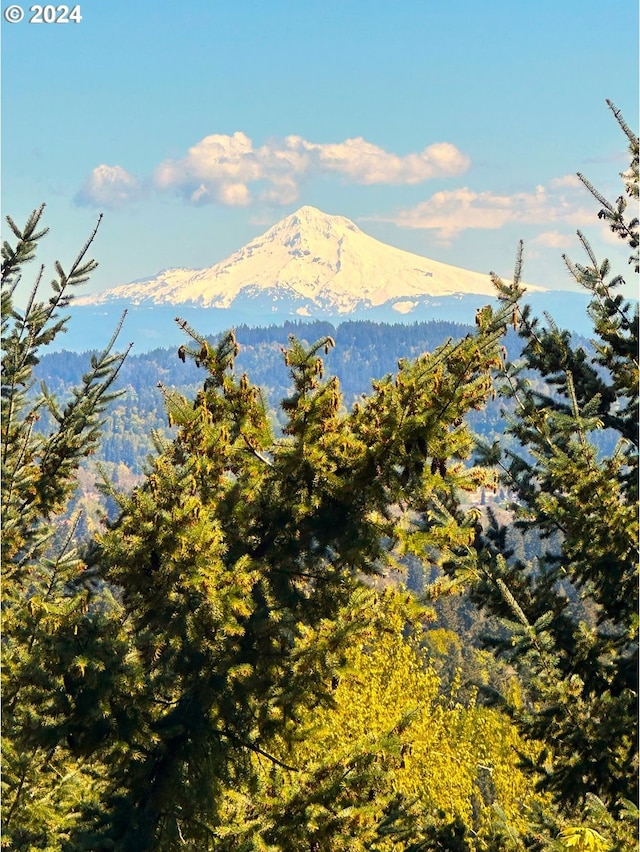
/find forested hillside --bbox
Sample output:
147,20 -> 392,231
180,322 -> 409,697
34,319 -> 521,473
2,104 -> 638,851
33,317 -> 615,548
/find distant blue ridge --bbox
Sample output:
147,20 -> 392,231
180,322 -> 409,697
50,289 -> 616,354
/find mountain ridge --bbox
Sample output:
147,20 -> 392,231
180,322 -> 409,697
76,205 -> 545,315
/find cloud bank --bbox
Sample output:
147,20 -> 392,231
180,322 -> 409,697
75,140 -> 596,253
75,164 -> 143,209
370,178 -> 594,242
77,133 -> 470,208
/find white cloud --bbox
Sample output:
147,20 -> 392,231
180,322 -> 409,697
258,174 -> 300,206
156,133 -> 256,183
371,180 -> 594,242
218,182 -> 251,206
155,132 -> 259,206
550,174 -> 582,189
150,132 -> 470,206
532,230 -> 573,248
75,164 -> 142,209
295,137 -> 469,185
78,133 -> 470,209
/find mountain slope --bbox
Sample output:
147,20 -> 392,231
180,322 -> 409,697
77,206 -> 544,314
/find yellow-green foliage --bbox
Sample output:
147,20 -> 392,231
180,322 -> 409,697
311,594 -> 541,842
215,589 -> 545,850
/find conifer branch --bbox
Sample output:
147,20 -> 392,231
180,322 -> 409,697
220,728 -> 298,771
606,99 -> 635,144
241,432 -> 273,467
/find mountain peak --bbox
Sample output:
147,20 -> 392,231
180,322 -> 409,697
286,204 -> 332,220
77,206 -> 544,312
262,205 -> 362,245
280,204 -> 358,225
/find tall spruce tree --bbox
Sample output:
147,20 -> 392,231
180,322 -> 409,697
65,302 -> 517,849
454,100 -> 638,829
1,207 -> 130,849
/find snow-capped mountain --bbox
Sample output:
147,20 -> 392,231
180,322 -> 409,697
62,205 -> 590,355
77,206 -> 544,316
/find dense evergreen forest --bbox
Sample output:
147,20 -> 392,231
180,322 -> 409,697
34,319 -> 522,474
36,318 -> 616,495
2,103 -> 638,851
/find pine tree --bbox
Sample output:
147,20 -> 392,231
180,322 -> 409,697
66,302 -> 517,849
1,206 -> 131,849
457,101 -> 638,829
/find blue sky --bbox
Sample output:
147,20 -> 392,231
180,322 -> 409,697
2,0 -> 638,303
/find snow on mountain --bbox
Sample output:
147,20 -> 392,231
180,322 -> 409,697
76,206 -> 544,314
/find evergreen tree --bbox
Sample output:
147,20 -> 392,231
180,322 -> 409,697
453,100 -> 638,831
1,206 -> 130,849
66,302 -> 516,849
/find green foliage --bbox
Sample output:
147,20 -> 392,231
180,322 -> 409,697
452,101 -> 639,829
62,295 -> 517,848
6,103 -> 635,851
1,208 -> 130,849
32,319 -> 524,485
211,588 -> 544,851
